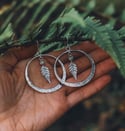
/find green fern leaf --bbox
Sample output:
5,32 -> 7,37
0,23 -> 13,44
118,27 -> 125,39
104,25 -> 125,76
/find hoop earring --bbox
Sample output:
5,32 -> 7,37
25,42 -> 66,93
54,40 -> 96,88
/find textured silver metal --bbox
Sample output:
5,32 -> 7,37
41,65 -> 51,83
69,62 -> 77,80
54,50 -> 96,87
25,54 -> 66,93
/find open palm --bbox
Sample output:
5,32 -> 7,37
0,42 -> 116,131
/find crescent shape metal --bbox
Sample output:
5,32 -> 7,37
54,50 -> 96,87
25,54 -> 66,93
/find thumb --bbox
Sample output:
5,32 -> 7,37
0,44 -> 37,70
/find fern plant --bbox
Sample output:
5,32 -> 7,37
0,0 -> 125,77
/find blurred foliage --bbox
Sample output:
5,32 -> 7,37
0,0 -> 125,131
0,0 -> 125,77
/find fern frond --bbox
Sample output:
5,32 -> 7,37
0,23 -> 13,44
118,27 -> 125,40
83,17 -> 111,46
104,25 -> 125,76
82,17 -> 125,77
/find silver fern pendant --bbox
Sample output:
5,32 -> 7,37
69,62 -> 78,80
41,65 -> 51,83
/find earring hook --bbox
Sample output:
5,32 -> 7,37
36,40 -> 41,55
65,36 -> 71,51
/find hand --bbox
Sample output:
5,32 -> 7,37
0,42 -> 116,131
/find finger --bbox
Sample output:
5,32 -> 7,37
65,58 -> 116,95
0,45 -> 37,70
67,75 -> 111,108
50,41 -> 99,59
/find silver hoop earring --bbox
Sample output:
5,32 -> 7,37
25,42 -> 66,93
54,41 -> 96,88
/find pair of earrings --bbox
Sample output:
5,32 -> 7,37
25,41 -> 95,93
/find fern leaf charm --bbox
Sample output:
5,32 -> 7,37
41,65 -> 51,83
69,62 -> 77,80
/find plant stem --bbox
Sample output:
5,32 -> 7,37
0,37 -> 91,53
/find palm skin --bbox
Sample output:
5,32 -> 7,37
0,42 -> 116,131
